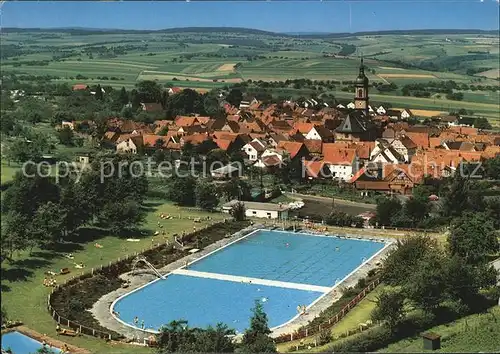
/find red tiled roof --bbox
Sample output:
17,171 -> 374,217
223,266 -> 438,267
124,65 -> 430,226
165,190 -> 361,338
143,134 -> 167,148
303,139 -> 323,154
215,139 -> 233,151
323,147 -> 356,165
72,84 -> 88,91
175,116 -> 199,127
169,87 -> 183,94
277,141 -> 304,159
293,122 -> 314,134
302,160 -> 326,178
405,132 -> 429,149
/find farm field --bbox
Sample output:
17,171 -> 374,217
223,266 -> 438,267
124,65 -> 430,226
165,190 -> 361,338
2,29 -> 498,95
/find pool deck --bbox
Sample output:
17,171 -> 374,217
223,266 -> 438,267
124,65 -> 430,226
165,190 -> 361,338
1,325 -> 90,353
90,224 -> 395,342
173,269 -> 332,292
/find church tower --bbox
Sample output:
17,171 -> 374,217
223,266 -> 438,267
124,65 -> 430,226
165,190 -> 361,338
354,58 -> 369,116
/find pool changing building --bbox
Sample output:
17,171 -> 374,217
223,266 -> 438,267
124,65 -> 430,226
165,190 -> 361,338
222,200 -> 290,220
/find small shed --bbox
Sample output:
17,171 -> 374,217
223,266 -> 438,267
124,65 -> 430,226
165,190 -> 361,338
422,332 -> 441,351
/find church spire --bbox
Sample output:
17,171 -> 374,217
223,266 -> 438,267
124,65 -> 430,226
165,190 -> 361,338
359,56 -> 365,76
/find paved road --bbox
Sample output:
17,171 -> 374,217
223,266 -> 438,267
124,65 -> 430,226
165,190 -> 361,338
285,192 -> 376,210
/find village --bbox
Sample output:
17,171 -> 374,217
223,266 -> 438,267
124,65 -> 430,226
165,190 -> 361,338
62,60 -> 500,198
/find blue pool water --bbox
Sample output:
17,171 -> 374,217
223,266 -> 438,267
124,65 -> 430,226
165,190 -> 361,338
1,331 -> 61,354
113,230 -> 386,333
114,274 -> 322,333
190,230 -> 385,287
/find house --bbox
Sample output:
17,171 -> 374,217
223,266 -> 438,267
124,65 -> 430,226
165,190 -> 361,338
116,135 -> 143,154
400,109 -> 413,120
335,112 -> 378,142
72,84 -> 88,91
376,106 -> 386,115
351,164 -> 421,196
211,162 -> 242,179
435,115 -> 460,126
303,139 -> 323,156
242,139 -> 267,161
143,134 -> 167,150
221,200 -> 289,220
370,140 -> 404,164
168,87 -> 183,95
302,160 -> 332,179
346,102 -> 356,109
389,136 -> 417,162
322,146 -> 358,181
140,103 -> 164,113
277,141 -> 309,160
386,109 -> 401,120
61,121 -> 75,130
304,125 -> 334,142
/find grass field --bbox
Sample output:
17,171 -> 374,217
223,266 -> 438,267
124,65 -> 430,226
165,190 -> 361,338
276,286 -> 384,352
382,306 -> 500,353
1,199 -> 225,354
0,162 -> 21,184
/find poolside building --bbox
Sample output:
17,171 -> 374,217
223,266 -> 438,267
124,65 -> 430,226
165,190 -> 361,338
222,200 -> 290,220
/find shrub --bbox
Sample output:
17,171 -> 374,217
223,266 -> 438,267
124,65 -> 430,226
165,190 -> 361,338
326,325 -> 392,352
317,328 -> 332,345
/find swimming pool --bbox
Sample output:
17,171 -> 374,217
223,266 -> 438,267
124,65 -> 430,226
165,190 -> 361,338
112,230 -> 387,333
1,331 -> 61,354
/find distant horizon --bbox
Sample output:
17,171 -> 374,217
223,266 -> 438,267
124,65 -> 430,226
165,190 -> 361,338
2,26 -> 499,34
2,1 -> 499,33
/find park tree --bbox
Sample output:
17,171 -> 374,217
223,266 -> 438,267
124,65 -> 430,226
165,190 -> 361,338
2,211 -> 33,258
99,199 -> 145,234
58,126 -> 74,146
404,252 -> 447,312
136,80 -> 164,103
229,201 -> 246,221
225,88 -> 243,107
382,234 -> 438,286
165,89 -> 205,119
195,182 -> 219,211
157,320 -> 195,354
2,169 -> 60,218
371,289 -> 406,331
374,197 -> 402,226
118,87 -> 129,105
31,202 -> 64,247
169,175 -> 196,206
398,196 -> 429,228
241,301 -> 276,353
448,212 -> 498,264
94,84 -> 104,100
206,149 -> 229,168
58,182 -> 92,237
483,155 -> 500,179
222,178 -> 251,201
325,210 -> 354,227
188,323 -> 235,353
441,173 -> 472,217
442,255 -> 496,311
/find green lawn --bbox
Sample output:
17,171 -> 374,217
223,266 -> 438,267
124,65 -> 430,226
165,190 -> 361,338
1,162 -> 21,184
1,200 -> 225,354
382,306 -> 500,353
277,286 -> 384,352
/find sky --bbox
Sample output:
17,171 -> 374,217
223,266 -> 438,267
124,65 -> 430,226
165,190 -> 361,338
1,1 -> 499,33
